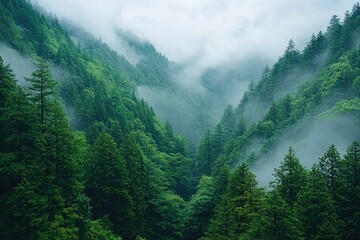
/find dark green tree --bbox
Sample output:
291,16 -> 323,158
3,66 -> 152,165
123,132 -> 150,239
243,191 -> 303,240
338,141 -> 360,240
272,147 -> 307,205
26,57 -> 57,133
296,165 -> 341,240
204,163 -> 264,240
327,15 -> 344,59
318,144 -> 341,196
196,130 -> 212,176
86,132 -> 132,237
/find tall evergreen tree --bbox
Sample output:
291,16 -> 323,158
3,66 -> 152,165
338,141 -> 360,240
296,165 -> 341,240
318,144 -> 341,196
86,132 -> 132,237
26,57 -> 57,133
183,176 -> 215,240
243,191 -> 303,240
196,130 -> 212,176
123,132 -> 150,239
272,147 -> 307,205
204,163 -> 264,240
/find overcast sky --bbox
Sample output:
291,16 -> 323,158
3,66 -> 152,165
34,0 -> 355,68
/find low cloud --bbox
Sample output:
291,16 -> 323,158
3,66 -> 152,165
252,115 -> 360,187
34,0 -> 354,69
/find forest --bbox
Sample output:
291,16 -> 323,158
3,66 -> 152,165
0,0 -> 359,239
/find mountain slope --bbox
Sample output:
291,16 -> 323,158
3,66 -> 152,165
0,0 -> 194,239
195,3 -> 360,182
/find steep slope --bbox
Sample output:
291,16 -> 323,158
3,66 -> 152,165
59,17 -> 258,147
0,0 -> 193,239
195,4 -> 360,181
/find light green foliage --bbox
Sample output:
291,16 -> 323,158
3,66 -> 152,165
316,98 -> 360,119
86,218 -> 123,240
1,1 -> 360,240
320,56 -> 353,96
183,176 -> 215,240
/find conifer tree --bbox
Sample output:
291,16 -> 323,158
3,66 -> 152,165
86,132 -> 132,236
318,144 -> 341,196
338,141 -> 360,240
296,165 -> 341,240
272,147 -> 307,205
196,130 -> 212,176
203,163 -> 264,240
123,132 -> 150,239
243,191 -> 303,240
26,57 -> 57,133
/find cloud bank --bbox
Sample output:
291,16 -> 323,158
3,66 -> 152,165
34,0 -> 354,68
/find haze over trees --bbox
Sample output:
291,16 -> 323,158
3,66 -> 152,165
0,0 -> 360,239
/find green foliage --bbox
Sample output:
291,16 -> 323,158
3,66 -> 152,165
86,218 -> 122,240
318,145 -> 342,195
338,141 -> 360,240
85,132 -> 132,236
296,166 -> 341,240
243,191 -> 303,240
1,1 -> 360,240
203,163 -> 264,240
272,147 -> 307,205
195,2 -> 360,188
183,176 -> 215,240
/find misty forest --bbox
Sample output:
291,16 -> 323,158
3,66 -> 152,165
1,0 -> 360,239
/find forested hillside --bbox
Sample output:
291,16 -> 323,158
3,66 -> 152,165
0,0 -> 193,239
59,13 -> 252,147
0,0 -> 360,240
195,4 -> 360,178
192,3 -> 360,239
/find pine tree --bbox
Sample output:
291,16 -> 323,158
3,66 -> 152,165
183,176 -> 215,240
204,163 -> 264,240
211,124 -> 223,162
123,132 -> 150,239
86,132 -> 132,236
296,165 -> 341,240
26,57 -> 57,133
318,144 -> 341,196
243,191 -> 303,240
196,130 -> 212,176
327,15 -> 344,59
272,147 -> 307,206
338,141 -> 360,240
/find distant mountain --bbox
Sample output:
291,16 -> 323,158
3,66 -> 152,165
61,18 -> 265,147
2,0 -> 360,239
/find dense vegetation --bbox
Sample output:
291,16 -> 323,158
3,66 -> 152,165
0,0 -> 359,239
195,4 -> 360,177
0,0 -> 192,239
192,3 -> 360,239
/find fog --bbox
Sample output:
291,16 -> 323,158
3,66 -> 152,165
32,0 -> 356,143
0,45 -> 80,128
0,45 -> 34,87
252,115 -> 360,187
34,0 -> 354,72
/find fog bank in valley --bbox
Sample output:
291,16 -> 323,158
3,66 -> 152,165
252,115 -> 360,187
